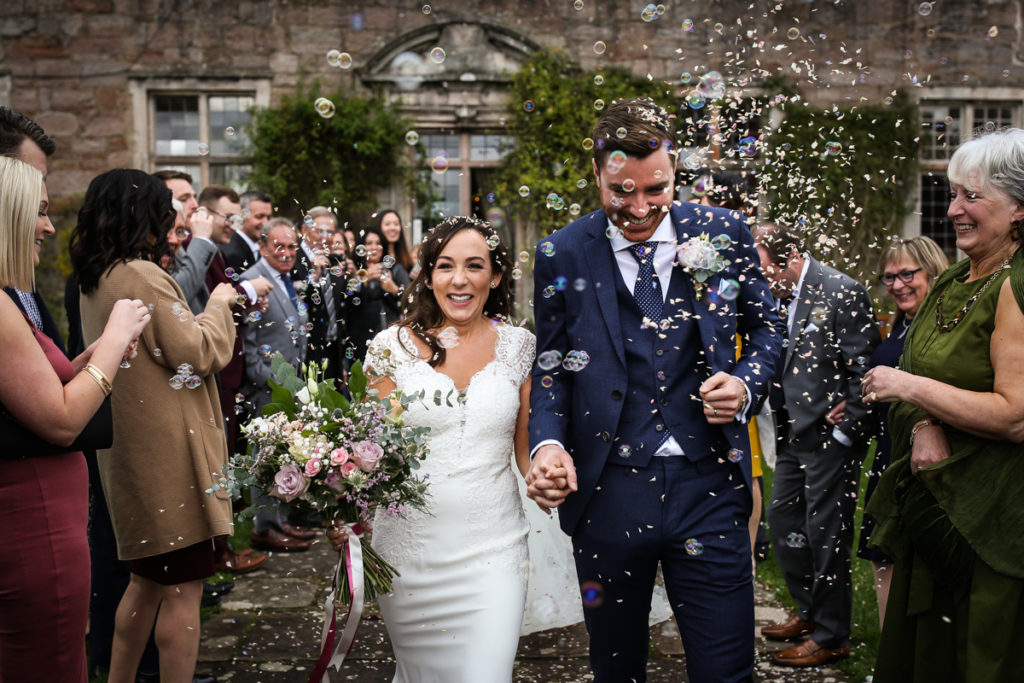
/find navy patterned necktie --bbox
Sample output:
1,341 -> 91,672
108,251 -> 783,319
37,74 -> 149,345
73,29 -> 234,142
629,241 -> 663,324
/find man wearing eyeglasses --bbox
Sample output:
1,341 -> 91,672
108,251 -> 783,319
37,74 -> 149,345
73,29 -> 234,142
752,221 -> 880,668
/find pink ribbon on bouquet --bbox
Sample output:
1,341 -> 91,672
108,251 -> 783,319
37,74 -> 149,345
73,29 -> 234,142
309,522 -> 366,683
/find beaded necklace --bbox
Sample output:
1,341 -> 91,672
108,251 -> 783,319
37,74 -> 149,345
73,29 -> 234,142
934,257 -> 1010,333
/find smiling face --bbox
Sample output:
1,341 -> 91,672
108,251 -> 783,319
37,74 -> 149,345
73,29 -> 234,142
363,232 -> 383,264
34,180 -> 53,266
208,196 -> 241,245
379,211 -> 402,244
947,182 -> 1024,260
430,229 -> 498,327
243,199 -> 272,240
882,256 -> 929,319
260,225 -> 299,275
593,147 -> 675,242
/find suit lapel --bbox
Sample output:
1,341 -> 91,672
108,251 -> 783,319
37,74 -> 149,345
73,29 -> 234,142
583,220 -> 626,368
784,258 -> 823,371
668,204 -> 717,357
261,260 -> 296,317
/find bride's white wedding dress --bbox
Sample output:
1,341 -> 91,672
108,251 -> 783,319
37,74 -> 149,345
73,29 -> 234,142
366,324 -> 534,682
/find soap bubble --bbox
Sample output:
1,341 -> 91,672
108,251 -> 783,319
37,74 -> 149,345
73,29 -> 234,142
825,141 -> 842,156
437,326 -> 460,349
717,279 -> 740,301
405,130 -> 420,145
786,532 -> 807,548
918,2 -> 932,16
580,581 -> 604,607
523,100 -> 535,112
685,538 -> 704,556
429,47 -> 446,64
518,185 -> 531,198
537,350 -> 563,371
562,349 -> 591,372
787,27 -> 800,40
593,41 -> 606,55
314,97 -> 336,119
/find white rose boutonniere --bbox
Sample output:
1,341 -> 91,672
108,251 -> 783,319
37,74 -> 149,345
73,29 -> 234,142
676,232 -> 731,298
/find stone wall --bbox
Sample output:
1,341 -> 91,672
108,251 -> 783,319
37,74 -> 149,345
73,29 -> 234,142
1,0 -> 1022,196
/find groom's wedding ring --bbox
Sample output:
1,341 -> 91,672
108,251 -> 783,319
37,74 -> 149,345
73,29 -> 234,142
868,391 -> 877,402
713,406 -> 718,417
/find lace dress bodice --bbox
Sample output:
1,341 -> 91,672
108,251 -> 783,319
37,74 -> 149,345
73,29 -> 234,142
366,324 -> 535,571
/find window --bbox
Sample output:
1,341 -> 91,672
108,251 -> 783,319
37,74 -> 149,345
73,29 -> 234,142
131,79 -> 270,192
418,131 -> 514,231
917,100 -> 1020,256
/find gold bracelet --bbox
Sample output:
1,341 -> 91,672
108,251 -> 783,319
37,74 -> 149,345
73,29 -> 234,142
83,363 -> 112,396
909,418 -> 941,446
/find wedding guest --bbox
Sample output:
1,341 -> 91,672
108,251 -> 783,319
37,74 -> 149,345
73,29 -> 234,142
330,216 -> 534,680
346,224 -> 410,363
0,157 -> 150,682
71,169 -> 237,683
240,218 -> 315,552
857,236 -> 946,627
863,128 -> 1024,682
372,208 -> 415,272
221,190 -> 271,274
295,207 -> 338,375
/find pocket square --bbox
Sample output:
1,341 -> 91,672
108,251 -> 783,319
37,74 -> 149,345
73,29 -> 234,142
803,322 -> 820,334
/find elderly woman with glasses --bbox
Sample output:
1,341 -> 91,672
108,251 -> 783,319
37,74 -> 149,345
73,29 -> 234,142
862,128 -> 1024,682
854,237 -> 947,627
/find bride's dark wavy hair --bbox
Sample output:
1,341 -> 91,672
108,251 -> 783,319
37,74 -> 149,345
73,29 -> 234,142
399,216 -> 513,367
71,169 -> 173,294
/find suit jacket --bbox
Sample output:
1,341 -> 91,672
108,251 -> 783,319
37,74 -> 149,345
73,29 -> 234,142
291,246 -> 335,365
240,259 -> 308,415
529,202 -> 783,534
780,257 -> 880,445
174,237 -> 219,315
221,231 -> 259,274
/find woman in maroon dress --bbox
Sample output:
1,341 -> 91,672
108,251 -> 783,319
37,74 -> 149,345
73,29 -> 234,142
0,156 -> 151,682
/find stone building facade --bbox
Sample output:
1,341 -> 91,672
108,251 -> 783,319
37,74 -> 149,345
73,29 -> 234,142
2,0 -> 1022,249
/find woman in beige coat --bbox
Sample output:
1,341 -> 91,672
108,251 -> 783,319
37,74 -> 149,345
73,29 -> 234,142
71,169 -> 237,683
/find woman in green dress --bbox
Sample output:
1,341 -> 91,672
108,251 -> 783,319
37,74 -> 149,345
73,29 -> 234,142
861,127 -> 1024,682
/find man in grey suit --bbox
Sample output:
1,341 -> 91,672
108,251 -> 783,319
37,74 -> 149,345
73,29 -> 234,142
753,221 -> 879,668
240,218 -> 315,552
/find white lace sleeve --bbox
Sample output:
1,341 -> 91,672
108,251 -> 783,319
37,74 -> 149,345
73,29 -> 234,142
505,326 -> 536,387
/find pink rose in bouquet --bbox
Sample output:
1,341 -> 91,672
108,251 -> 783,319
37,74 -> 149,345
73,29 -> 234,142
329,447 -> 350,466
270,463 -> 309,502
305,458 -> 323,477
350,441 -> 384,472
324,469 -> 345,492
340,460 -> 360,479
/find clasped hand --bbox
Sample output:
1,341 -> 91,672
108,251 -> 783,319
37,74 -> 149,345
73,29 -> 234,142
699,372 -> 747,424
525,445 -> 578,514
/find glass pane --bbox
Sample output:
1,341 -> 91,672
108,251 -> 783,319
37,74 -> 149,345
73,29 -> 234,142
920,105 -> 960,161
154,95 -> 200,157
469,134 -> 514,161
920,173 -> 956,257
972,104 -> 1016,134
209,164 -> 252,193
417,169 -> 460,223
421,134 -> 460,160
208,95 -> 253,156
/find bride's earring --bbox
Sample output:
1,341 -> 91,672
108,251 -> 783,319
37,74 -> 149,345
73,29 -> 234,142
490,281 -> 497,288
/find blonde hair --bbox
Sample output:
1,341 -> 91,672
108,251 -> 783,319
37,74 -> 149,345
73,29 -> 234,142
0,155 -> 41,291
879,235 -> 949,328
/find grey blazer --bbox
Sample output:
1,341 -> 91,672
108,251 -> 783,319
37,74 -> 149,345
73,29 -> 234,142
781,257 -> 880,445
174,237 -> 219,315
239,258 -> 309,415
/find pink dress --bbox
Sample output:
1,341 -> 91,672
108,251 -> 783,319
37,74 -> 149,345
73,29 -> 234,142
0,319 -> 89,682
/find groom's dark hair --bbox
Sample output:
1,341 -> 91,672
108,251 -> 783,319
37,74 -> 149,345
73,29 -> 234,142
593,97 -> 677,170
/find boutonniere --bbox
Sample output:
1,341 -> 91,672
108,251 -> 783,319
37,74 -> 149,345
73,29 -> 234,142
675,232 -> 731,299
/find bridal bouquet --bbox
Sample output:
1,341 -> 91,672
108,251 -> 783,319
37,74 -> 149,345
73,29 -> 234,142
227,353 -> 430,680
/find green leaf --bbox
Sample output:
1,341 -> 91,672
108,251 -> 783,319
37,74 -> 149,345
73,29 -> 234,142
348,360 -> 368,398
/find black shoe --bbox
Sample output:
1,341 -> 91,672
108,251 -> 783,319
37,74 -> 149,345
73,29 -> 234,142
135,672 -> 159,683
203,580 -> 234,596
200,592 -> 221,608
193,675 -> 217,683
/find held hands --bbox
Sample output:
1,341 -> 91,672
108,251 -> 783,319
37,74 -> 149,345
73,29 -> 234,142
189,207 -> 215,240
699,372 -> 748,424
525,445 -> 578,512
327,518 -> 374,552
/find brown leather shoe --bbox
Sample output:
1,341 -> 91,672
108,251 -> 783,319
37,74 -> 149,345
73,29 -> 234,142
214,549 -> 268,574
251,527 -> 311,552
761,615 -> 817,641
279,521 -> 318,540
771,639 -> 849,667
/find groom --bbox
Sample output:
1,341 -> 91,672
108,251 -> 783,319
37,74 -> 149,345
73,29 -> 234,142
526,98 -> 783,683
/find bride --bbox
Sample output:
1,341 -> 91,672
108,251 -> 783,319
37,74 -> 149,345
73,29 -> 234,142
331,216 -> 538,681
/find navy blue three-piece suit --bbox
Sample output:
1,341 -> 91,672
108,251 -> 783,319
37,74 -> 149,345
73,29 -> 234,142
529,202 -> 783,682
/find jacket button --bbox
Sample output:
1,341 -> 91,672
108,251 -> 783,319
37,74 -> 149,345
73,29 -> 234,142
611,390 -> 622,400
655,349 -> 665,357
601,431 -> 611,442
655,424 -> 664,432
